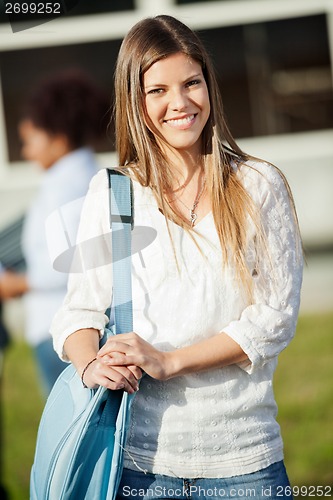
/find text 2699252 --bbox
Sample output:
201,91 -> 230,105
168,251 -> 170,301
5,2 -> 61,15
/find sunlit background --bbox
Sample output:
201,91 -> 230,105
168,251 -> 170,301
0,0 -> 332,498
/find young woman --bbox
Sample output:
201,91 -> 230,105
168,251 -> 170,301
51,16 -> 303,499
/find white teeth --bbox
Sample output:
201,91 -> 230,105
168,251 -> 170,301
166,115 -> 195,126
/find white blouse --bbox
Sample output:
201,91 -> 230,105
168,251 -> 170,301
50,160 -> 303,478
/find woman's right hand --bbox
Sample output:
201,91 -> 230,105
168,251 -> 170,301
0,270 -> 28,299
81,357 -> 142,394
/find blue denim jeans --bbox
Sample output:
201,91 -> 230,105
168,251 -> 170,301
34,337 -> 67,396
117,461 -> 293,499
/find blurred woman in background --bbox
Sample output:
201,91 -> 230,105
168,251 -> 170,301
0,69 -> 109,395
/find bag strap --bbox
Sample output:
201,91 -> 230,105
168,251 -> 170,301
107,169 -> 133,335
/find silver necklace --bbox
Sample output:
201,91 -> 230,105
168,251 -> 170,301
175,176 -> 206,227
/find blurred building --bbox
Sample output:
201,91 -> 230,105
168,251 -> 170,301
0,0 -> 332,312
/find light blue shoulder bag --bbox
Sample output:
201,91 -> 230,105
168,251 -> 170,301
30,169 -> 134,500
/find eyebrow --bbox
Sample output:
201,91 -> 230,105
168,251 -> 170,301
144,73 -> 202,89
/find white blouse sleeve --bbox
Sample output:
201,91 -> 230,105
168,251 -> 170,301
223,164 -> 303,374
50,169 -> 113,360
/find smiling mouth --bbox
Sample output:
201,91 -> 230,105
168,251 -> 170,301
164,114 -> 197,129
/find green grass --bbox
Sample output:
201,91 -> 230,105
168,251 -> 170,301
275,312 -> 333,489
1,341 -> 44,500
0,312 -> 332,499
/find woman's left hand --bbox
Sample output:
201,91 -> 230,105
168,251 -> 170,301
97,332 -> 171,381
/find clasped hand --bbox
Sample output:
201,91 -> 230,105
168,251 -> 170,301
83,332 -> 170,393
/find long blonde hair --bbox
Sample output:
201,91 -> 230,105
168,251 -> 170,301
114,15 -> 301,300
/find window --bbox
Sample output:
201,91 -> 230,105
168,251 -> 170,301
200,14 -> 333,138
1,14 -> 332,163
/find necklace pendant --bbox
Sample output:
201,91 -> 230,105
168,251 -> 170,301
190,210 -> 197,227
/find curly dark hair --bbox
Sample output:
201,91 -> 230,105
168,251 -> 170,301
22,68 -> 110,149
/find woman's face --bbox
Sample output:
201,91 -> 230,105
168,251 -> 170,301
143,52 -> 210,158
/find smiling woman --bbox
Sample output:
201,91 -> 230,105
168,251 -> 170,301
50,15 -> 303,500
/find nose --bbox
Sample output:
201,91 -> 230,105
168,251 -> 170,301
169,88 -> 188,111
